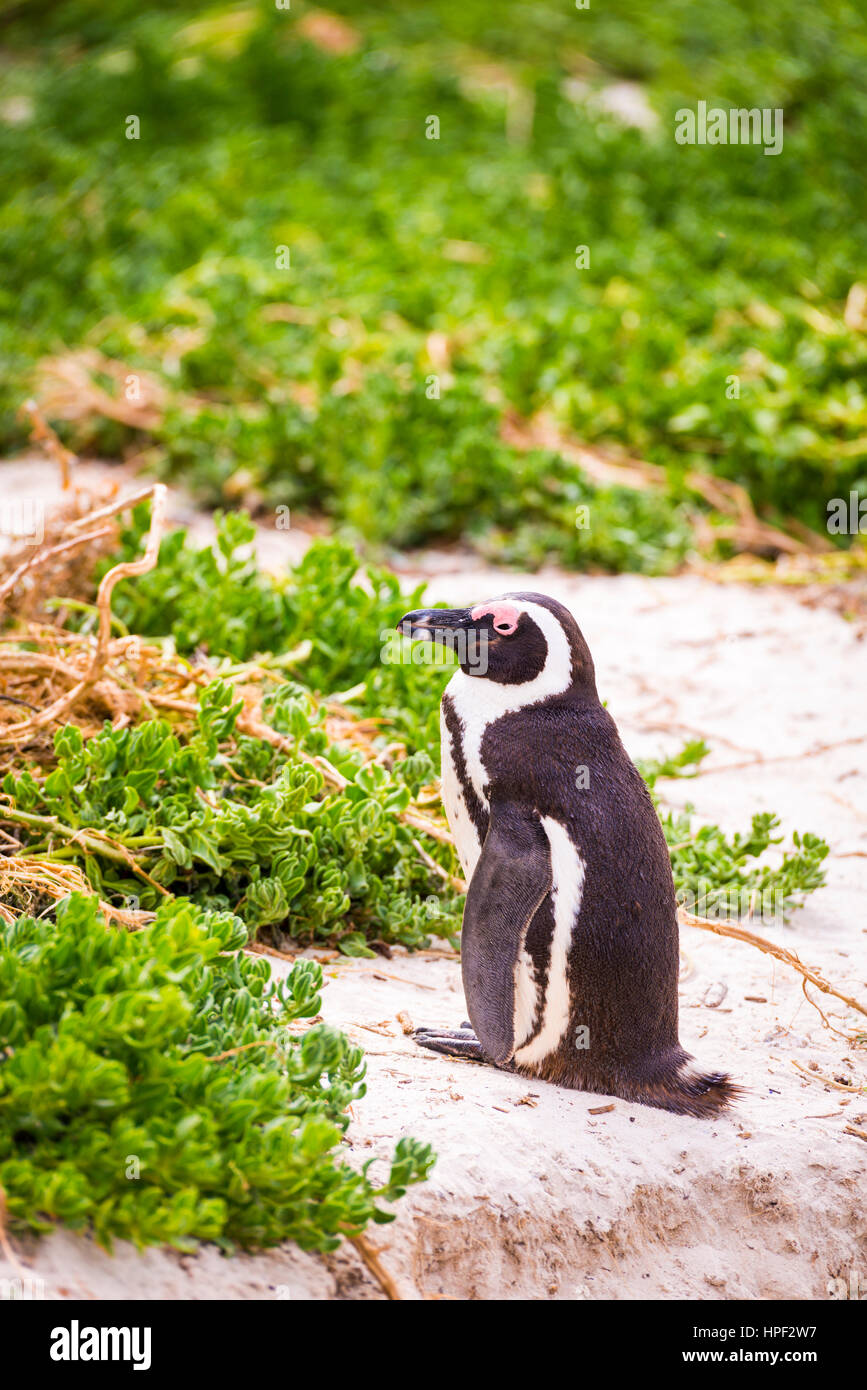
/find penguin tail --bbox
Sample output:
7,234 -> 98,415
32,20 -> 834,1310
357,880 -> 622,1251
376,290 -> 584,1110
647,1061 -> 744,1118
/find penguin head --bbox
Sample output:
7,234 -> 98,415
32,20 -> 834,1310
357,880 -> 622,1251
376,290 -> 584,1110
397,591 -> 597,694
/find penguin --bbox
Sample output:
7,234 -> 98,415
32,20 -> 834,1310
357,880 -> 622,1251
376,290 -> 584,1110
397,592 -> 739,1118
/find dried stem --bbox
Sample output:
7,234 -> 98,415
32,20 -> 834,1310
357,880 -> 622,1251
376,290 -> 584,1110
1,485 -> 167,741
679,909 -> 867,1023
0,527 -> 114,608
791,1059 -> 865,1095
21,398 -> 76,488
349,1232 -> 402,1300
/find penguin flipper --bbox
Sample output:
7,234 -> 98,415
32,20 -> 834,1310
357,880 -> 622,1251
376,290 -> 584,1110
460,798 -> 551,1067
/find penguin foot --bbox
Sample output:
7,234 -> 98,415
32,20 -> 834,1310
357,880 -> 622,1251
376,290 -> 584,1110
414,1024 -> 486,1063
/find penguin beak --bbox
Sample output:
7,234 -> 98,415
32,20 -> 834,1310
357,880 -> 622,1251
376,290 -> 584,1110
397,608 -> 471,643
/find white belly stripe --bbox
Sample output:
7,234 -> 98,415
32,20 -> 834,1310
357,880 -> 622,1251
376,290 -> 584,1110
513,947 -> 540,1048
513,816 -> 584,1066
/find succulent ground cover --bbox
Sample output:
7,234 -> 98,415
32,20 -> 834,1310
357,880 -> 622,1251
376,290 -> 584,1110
2,2 -> 866,570
0,893 -> 434,1252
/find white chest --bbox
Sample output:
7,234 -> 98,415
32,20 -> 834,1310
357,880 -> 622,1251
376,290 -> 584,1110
443,671 -> 496,815
440,697 -> 485,879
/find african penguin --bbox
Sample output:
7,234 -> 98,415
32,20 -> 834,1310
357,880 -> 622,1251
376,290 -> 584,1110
398,593 -> 739,1118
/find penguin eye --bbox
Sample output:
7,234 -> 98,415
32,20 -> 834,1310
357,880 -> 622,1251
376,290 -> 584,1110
470,601 -> 521,636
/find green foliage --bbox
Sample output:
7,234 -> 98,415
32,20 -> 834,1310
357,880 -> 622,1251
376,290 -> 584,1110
638,743 -> 829,919
106,509 -> 297,664
2,2 -> 865,566
2,679 -> 462,951
665,810 -> 829,921
0,892 -> 434,1252
98,511 -> 450,755
637,739 -> 712,787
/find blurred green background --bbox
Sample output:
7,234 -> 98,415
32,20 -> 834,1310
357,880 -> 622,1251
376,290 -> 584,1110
1,0 -> 866,572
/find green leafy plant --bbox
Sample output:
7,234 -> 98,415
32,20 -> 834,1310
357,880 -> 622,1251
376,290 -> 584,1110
3,2 -> 864,568
639,742 -> 829,919
98,510 -> 449,757
1,679 -> 462,952
0,892 -> 434,1252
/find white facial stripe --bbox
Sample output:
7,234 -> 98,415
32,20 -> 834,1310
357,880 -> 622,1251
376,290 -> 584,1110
513,817 -> 583,1067
443,599 -> 573,815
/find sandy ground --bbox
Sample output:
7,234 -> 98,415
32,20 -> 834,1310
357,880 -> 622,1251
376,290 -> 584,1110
1,459 -> 865,1300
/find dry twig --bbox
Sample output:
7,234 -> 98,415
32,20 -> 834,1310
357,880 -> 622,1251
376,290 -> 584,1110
349,1232 -> 402,1300
679,909 -> 867,1026
791,1059 -> 866,1095
0,485 -> 167,741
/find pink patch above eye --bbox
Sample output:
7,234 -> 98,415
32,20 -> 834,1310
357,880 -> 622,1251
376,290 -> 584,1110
469,600 -> 521,635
